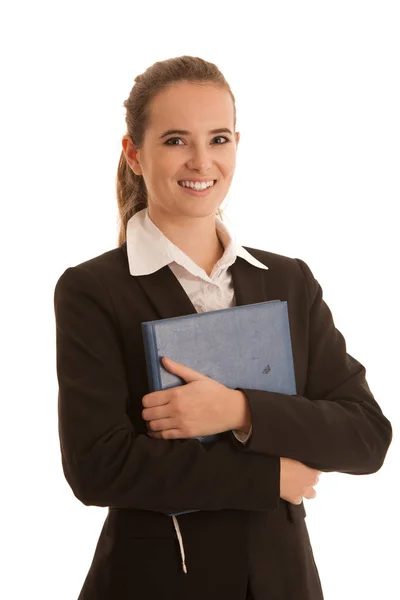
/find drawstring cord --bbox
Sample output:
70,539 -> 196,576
171,515 -> 188,574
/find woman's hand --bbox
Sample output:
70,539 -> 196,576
280,457 -> 321,504
142,357 -> 247,439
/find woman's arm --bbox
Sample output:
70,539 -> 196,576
231,259 -> 393,474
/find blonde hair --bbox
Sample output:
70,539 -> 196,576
116,55 -> 237,245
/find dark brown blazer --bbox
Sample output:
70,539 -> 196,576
54,242 -> 392,600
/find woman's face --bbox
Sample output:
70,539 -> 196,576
123,81 -> 240,221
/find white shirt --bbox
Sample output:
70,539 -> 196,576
126,207 -> 269,444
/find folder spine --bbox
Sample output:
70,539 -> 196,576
141,322 -> 161,391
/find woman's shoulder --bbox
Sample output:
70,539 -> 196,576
74,242 -> 128,271
243,245 -> 312,275
55,243 -> 129,293
242,246 -> 319,302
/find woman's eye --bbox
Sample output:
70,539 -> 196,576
165,138 -> 184,145
164,136 -> 230,146
213,136 -> 230,144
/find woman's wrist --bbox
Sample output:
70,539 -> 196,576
231,390 -> 252,434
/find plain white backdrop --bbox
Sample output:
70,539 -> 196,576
1,1 -> 398,599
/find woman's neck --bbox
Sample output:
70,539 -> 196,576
148,207 -> 225,276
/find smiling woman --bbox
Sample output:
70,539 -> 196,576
54,55 -> 392,600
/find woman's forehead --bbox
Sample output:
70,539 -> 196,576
148,82 -> 234,130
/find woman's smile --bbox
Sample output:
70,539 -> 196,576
177,179 -> 217,196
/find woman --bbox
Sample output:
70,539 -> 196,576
54,55 -> 392,600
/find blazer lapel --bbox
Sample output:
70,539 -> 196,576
230,254 -> 272,307
135,264 -> 198,320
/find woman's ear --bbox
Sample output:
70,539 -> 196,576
122,135 -> 143,176
235,131 -> 240,146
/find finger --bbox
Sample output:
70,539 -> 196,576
142,404 -> 171,421
148,418 -> 174,432
148,429 -> 182,440
161,356 -> 210,382
304,487 -> 317,500
142,392 -> 171,409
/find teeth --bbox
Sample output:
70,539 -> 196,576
179,180 -> 215,190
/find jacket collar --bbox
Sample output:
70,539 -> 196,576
126,207 -> 268,278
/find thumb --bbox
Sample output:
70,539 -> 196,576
161,356 -> 210,383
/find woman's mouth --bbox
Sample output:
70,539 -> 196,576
177,180 -> 217,195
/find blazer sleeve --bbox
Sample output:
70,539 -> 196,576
54,265 -> 280,513
232,259 -> 392,475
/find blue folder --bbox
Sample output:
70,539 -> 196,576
141,299 -> 296,517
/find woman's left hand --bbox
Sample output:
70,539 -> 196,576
141,356 -> 244,439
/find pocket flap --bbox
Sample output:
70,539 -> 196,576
286,500 -> 307,523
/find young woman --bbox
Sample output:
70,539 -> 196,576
54,55 -> 392,600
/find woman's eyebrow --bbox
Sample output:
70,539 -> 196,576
159,128 -> 233,139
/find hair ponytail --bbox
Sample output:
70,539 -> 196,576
116,149 -> 148,246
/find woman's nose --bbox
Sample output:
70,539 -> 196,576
186,147 -> 213,172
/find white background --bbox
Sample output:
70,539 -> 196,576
1,1 -> 398,599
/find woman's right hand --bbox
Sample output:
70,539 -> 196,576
280,457 -> 321,505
